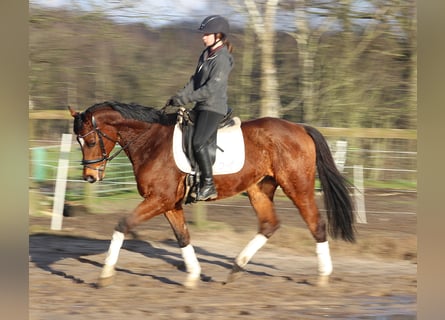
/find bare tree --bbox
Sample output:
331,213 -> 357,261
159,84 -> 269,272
285,0 -> 337,123
233,0 -> 282,117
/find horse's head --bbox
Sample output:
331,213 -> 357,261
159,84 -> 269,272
69,106 -> 119,183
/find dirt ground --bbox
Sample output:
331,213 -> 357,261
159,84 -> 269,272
29,190 -> 417,320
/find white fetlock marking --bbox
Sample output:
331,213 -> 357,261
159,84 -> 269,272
181,244 -> 201,283
100,264 -> 116,279
316,241 -> 333,276
235,234 -> 268,268
103,231 -> 124,271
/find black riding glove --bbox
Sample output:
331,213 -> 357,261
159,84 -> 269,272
166,96 -> 183,107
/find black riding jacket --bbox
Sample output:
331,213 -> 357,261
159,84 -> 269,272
175,45 -> 234,116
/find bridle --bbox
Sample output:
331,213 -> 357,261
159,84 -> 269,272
77,116 -> 131,171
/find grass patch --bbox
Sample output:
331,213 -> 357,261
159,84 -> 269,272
364,179 -> 416,190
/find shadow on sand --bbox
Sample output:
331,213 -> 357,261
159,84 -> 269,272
29,233 -> 277,288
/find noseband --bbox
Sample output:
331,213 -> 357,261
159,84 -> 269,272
77,116 -> 130,169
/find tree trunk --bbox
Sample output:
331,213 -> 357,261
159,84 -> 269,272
244,0 -> 281,118
259,36 -> 280,118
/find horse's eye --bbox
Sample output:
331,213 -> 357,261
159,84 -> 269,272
78,136 -> 96,148
86,140 -> 96,148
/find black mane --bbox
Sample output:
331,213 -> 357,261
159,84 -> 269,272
85,101 -> 177,125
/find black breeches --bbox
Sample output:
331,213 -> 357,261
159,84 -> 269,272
192,110 -> 224,152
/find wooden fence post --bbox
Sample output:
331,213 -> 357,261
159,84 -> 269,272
353,165 -> 367,223
193,202 -> 208,228
50,134 -> 72,230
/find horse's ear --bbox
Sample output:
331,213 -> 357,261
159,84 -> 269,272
68,106 -> 79,118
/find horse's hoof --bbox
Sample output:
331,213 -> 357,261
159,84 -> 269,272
317,275 -> 330,287
183,275 -> 200,289
223,272 -> 242,285
96,276 -> 115,288
223,264 -> 245,285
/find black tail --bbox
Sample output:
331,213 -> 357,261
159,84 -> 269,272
303,125 -> 356,242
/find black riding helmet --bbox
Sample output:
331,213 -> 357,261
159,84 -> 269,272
198,15 -> 230,37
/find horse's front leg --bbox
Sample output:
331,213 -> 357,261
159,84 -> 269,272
164,209 -> 201,288
97,199 -> 167,288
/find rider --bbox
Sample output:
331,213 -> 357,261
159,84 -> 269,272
166,15 -> 234,201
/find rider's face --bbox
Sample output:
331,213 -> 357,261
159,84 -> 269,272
202,33 -> 216,47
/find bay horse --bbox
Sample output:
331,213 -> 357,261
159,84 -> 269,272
69,101 -> 355,288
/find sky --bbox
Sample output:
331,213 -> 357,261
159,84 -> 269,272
29,0 -> 246,28
30,0 -> 378,32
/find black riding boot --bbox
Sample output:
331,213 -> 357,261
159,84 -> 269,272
194,146 -> 217,201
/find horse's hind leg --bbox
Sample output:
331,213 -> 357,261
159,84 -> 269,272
281,183 -> 333,285
298,196 -> 332,285
227,177 -> 280,283
164,209 -> 201,288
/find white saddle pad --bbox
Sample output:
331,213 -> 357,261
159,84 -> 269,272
172,117 -> 245,175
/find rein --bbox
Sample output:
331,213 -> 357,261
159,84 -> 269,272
78,116 -> 132,168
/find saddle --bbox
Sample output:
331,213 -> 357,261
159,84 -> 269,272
176,107 -> 236,204
177,107 -> 235,171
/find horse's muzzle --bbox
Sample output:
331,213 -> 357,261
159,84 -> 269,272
83,165 -> 105,183
85,174 -> 98,183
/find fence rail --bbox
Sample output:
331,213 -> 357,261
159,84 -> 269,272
29,129 -> 417,217
30,110 -> 417,140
